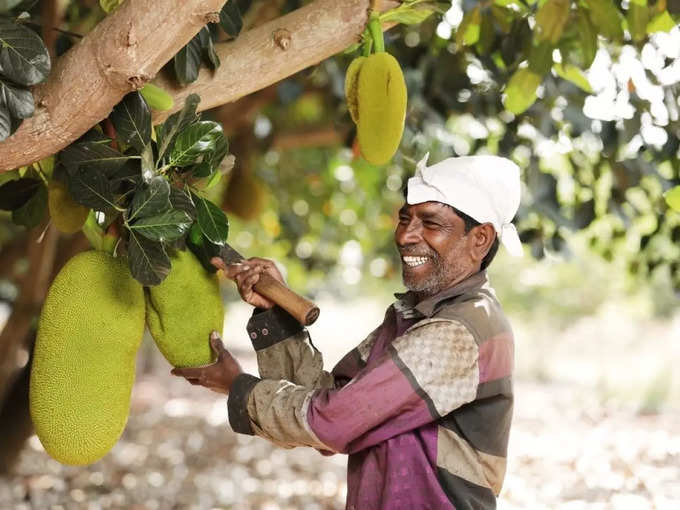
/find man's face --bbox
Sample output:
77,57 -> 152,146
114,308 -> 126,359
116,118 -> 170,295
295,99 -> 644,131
394,201 -> 475,297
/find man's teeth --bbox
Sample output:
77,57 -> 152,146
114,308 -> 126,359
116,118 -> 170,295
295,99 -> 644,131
403,256 -> 429,267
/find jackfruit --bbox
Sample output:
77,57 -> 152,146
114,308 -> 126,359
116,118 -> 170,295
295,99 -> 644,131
356,52 -> 407,165
48,180 -> 89,234
224,172 -> 266,221
146,249 -> 224,368
344,56 -> 366,124
30,251 -> 145,465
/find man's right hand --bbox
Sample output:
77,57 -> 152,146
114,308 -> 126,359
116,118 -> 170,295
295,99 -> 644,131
213,256 -> 285,310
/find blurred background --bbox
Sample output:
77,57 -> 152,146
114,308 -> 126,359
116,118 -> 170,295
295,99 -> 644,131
1,0 -> 680,508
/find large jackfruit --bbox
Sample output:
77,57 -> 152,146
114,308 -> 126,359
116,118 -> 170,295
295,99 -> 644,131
30,251 -> 145,465
224,172 -> 266,221
146,249 -> 224,368
48,180 -> 89,234
354,53 -> 407,166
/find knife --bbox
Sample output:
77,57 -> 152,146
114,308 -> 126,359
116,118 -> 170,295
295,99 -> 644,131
211,244 -> 320,326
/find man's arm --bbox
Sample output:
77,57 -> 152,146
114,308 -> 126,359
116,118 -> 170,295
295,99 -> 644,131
229,318 -> 480,453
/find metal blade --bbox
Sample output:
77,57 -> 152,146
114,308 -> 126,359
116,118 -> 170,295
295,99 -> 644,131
219,243 -> 245,265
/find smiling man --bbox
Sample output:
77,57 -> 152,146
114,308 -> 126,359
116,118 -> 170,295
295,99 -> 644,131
172,154 -> 523,509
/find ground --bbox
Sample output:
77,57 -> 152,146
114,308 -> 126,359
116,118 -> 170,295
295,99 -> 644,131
1,299 -> 678,509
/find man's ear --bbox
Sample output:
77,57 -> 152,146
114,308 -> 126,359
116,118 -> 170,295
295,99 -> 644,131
469,223 -> 496,263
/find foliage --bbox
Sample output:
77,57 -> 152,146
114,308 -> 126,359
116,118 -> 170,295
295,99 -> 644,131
0,93 -> 231,286
0,5 -> 50,142
172,0 -> 252,85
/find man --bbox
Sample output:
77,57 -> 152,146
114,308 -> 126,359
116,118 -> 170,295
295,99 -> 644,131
172,153 -> 523,509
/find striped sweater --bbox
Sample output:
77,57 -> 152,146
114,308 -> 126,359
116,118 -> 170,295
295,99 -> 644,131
228,270 -> 514,509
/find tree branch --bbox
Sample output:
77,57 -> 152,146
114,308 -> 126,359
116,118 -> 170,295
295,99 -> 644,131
153,0 -> 396,122
0,0 -> 396,172
0,0 -> 229,172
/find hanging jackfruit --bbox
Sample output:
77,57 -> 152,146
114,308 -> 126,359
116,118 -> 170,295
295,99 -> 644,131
30,251 -> 145,465
48,180 -> 89,234
354,53 -> 407,165
224,172 -> 266,221
146,249 -> 224,368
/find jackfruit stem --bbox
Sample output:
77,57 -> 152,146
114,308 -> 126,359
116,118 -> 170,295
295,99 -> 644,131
361,29 -> 373,57
368,15 -> 384,53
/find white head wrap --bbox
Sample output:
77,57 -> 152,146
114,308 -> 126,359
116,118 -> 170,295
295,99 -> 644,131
406,153 -> 523,257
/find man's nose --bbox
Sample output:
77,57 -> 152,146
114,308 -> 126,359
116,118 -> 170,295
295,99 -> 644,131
395,219 -> 422,246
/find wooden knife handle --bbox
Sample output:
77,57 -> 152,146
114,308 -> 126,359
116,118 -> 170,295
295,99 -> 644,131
253,272 -> 320,326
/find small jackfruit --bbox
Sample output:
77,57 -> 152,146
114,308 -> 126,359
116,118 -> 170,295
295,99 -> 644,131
344,56 -> 366,124
30,251 -> 145,465
146,249 -> 224,368
48,181 -> 89,234
224,172 -> 266,221
356,52 -> 407,166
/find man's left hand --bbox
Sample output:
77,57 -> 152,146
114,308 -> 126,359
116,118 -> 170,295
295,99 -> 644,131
170,331 -> 243,394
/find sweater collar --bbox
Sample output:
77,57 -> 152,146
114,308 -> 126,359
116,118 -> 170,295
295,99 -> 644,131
394,270 -> 489,318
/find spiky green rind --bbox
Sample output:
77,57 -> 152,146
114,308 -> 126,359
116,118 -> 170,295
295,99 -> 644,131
146,249 -> 224,368
356,52 -> 407,165
30,251 -> 145,465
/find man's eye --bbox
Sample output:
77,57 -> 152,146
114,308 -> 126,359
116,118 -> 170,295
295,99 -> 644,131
424,221 -> 439,228
398,216 -> 410,223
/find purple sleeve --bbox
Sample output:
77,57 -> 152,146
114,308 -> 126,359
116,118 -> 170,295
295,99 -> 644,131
307,320 -> 479,454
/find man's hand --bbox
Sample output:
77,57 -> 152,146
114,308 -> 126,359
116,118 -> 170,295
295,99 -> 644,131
211,256 -> 285,310
170,331 -> 243,394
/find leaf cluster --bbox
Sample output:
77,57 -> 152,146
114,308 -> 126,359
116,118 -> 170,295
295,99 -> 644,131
445,0 -> 678,114
0,93 -> 232,286
173,0 -> 252,85
0,9 -> 50,141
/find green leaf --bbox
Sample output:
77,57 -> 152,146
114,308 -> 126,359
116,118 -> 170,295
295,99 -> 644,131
575,8 -> 598,68
1,80 -> 33,119
11,182 -> 46,228
169,186 -> 196,219
219,1 -> 243,37
535,0 -> 570,44
528,42 -> 554,75
194,194 -> 228,245
0,176 -> 40,210
0,100 -> 11,141
140,143 -> 155,180
627,0 -> 649,43
380,7 -> 435,25
504,67 -> 542,114
664,185 -> 680,212
129,209 -> 192,242
169,121 -> 222,167
139,83 -> 174,111
587,0 -> 624,42
186,224 -> 221,273
553,62 -> 592,92
99,0 -> 123,13
60,142 -> 131,176
68,167 -> 118,211
0,17 -> 50,86
127,230 -> 171,286
156,94 -> 200,162
174,34 -> 202,85
647,10 -> 676,33
197,26 -> 220,70
129,176 -> 171,220
456,6 -> 481,46
140,211 -> 192,241
110,91 -> 151,152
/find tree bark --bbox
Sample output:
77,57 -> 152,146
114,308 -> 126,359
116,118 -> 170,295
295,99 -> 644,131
0,0 -> 396,172
0,0 -> 229,172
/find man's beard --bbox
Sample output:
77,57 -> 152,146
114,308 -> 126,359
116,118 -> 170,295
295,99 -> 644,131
401,250 -> 450,297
